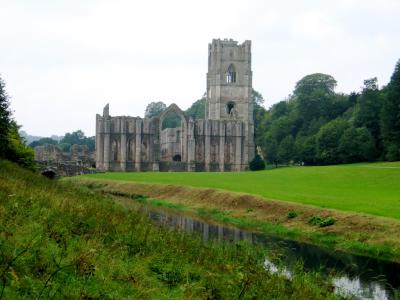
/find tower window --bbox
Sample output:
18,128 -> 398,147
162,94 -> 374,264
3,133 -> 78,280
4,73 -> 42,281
227,102 -> 235,115
226,64 -> 236,83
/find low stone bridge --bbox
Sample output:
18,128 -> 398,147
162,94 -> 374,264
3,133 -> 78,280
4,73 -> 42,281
37,161 -> 97,178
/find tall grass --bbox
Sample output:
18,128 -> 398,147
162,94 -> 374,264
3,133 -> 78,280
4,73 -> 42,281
0,160 -> 339,299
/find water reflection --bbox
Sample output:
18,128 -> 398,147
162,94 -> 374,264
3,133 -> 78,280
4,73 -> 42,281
141,206 -> 400,300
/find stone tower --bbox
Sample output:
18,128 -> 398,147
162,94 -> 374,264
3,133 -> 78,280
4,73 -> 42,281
205,39 -> 255,162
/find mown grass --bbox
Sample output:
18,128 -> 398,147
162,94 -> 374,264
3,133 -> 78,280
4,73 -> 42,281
0,160 -> 341,299
82,161 -> 400,219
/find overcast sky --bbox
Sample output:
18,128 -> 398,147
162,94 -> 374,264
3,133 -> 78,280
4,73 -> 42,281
0,0 -> 399,137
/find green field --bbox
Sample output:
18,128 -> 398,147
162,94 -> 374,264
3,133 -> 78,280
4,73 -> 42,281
83,162 -> 400,220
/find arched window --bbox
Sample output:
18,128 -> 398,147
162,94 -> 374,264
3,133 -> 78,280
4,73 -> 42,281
227,101 -> 235,115
226,64 -> 236,83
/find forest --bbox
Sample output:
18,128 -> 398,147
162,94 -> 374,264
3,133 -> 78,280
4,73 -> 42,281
254,60 -> 400,166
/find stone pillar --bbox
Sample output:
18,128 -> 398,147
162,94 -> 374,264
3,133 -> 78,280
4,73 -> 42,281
103,120 -> 111,171
120,118 -> 127,171
219,122 -> 225,172
95,115 -> 104,169
235,122 -> 242,171
242,122 -> 250,169
181,119 -> 188,163
187,119 -> 196,171
204,120 -> 211,171
135,119 -> 142,171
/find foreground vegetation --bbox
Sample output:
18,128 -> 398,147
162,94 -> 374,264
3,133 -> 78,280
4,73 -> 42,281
83,162 -> 400,220
0,160 -> 342,299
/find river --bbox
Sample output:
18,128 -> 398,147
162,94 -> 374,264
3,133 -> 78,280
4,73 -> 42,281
121,199 -> 400,300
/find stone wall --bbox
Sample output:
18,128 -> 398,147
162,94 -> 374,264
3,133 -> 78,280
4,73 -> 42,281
34,144 -> 96,177
34,144 -> 64,162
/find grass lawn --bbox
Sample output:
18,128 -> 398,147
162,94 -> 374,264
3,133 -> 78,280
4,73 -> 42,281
82,161 -> 400,220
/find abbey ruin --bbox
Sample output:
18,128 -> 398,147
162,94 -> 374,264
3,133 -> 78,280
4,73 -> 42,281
95,39 -> 255,172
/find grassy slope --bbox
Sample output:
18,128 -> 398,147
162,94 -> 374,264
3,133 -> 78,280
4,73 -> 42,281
0,160 -> 338,300
76,179 -> 400,262
83,162 -> 400,220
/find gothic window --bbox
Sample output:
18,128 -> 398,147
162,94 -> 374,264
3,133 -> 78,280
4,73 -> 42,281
226,64 -> 236,83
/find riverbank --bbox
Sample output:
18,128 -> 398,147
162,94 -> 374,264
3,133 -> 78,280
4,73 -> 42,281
75,178 -> 400,263
81,162 -> 400,219
0,159 -> 340,299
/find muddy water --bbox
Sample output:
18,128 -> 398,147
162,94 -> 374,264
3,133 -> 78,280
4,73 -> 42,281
125,199 -> 400,300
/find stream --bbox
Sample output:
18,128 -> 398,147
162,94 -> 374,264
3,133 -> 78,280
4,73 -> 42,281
126,200 -> 400,300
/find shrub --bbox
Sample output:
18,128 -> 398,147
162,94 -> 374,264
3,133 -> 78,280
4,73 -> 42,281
287,211 -> 298,219
249,154 -> 266,171
308,216 -> 336,227
308,216 -> 323,226
319,217 -> 336,227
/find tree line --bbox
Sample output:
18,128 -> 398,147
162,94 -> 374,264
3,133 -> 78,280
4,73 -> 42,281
255,60 -> 400,166
29,130 -> 95,152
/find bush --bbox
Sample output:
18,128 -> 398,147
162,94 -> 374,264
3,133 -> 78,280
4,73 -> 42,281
249,154 -> 266,171
308,216 -> 323,225
320,217 -> 336,227
287,211 -> 298,219
308,216 -> 336,227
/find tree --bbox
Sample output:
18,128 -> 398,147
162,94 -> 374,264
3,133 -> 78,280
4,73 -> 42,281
29,137 -> 58,148
249,154 -> 266,171
264,138 -> 279,167
294,73 -> 337,97
6,122 -> 35,169
0,76 -> 11,157
339,126 -> 376,163
252,89 -> 267,148
294,135 -> 316,165
277,135 -> 294,165
0,75 -> 35,169
381,59 -> 400,161
316,118 -> 349,164
145,101 -> 167,118
294,74 -> 338,130
161,111 -> 181,129
353,77 -> 382,145
59,130 -> 95,152
251,89 -> 265,106
186,96 -> 205,119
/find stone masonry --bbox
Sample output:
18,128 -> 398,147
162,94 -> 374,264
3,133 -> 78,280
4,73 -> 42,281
95,39 -> 255,172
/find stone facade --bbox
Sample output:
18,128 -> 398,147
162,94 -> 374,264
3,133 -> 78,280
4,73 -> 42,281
95,39 -> 255,172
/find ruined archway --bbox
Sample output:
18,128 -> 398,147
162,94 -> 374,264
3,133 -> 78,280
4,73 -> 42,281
173,154 -> 182,162
42,169 -> 57,179
159,104 -> 188,163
